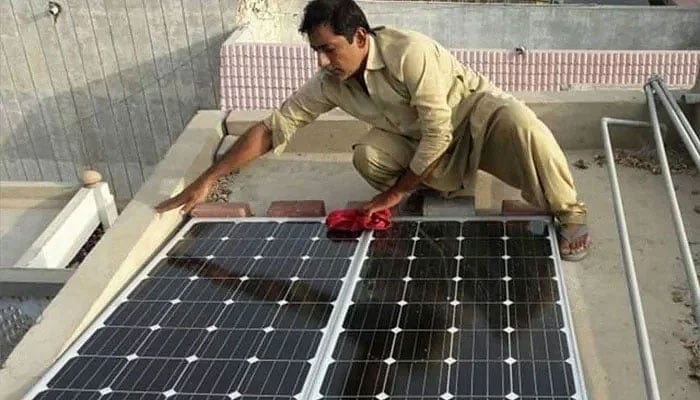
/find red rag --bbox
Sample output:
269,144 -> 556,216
326,208 -> 392,232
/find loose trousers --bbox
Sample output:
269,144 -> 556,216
352,92 -> 587,225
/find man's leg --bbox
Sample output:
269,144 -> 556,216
352,144 -> 404,192
352,128 -> 418,192
477,101 -> 590,259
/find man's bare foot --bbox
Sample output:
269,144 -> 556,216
558,223 -> 591,261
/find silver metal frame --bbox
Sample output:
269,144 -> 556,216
23,217 -> 206,399
644,86 -> 700,323
648,78 -> 700,170
24,216 -> 589,400
546,222 -> 590,400
600,118 -> 661,400
301,229 -> 372,400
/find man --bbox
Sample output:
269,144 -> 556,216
156,0 -> 591,261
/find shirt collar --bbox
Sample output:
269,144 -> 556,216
365,33 -> 385,71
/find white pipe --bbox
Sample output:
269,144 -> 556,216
600,117 -> 661,400
649,80 -> 700,171
644,86 -> 700,323
652,78 -> 700,153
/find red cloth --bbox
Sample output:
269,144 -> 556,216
326,208 -> 392,232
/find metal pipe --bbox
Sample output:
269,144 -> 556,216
652,78 -> 700,153
600,117 -> 661,400
645,86 -> 700,323
649,80 -> 700,170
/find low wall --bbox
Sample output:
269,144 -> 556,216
225,90 -> 661,151
219,40 -> 699,111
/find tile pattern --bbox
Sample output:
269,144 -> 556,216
219,44 -> 700,110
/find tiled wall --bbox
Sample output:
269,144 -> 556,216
220,44 -> 699,110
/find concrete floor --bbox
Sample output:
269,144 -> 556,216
225,149 -> 700,400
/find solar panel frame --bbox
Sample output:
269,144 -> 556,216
24,216 -> 588,400
304,216 -> 588,400
24,217 -> 370,400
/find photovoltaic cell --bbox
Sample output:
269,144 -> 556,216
30,220 -> 360,400
27,217 -> 586,400
317,219 -> 583,400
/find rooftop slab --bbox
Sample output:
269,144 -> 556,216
225,90 -> 683,152
205,148 -> 700,400
2,110 -> 699,400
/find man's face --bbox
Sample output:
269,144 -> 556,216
309,24 -> 367,81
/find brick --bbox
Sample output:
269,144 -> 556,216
190,202 -> 253,218
501,200 -> 549,216
267,200 -> 326,217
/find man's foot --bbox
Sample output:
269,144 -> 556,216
558,223 -> 591,261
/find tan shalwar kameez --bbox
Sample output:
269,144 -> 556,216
263,27 -> 587,225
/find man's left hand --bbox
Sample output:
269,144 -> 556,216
361,190 -> 405,215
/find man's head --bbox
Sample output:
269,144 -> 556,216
299,0 -> 371,81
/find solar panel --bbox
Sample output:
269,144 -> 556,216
25,217 -> 587,400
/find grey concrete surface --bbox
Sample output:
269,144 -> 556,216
2,143 -> 698,398
236,1 -> 700,50
565,150 -> 699,400
222,149 -> 700,399
225,90 -> 663,152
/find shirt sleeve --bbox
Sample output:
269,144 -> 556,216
262,71 -> 336,155
400,42 -> 454,175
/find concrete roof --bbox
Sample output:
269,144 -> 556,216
2,93 -> 699,399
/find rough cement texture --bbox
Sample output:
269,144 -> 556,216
222,149 -> 700,399
236,1 -> 700,50
565,149 -> 699,400
224,90 -> 660,152
0,111 -> 227,400
5,130 -> 699,398
225,152 -> 375,215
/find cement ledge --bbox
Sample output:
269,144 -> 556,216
225,90 -> 655,152
0,110 -> 227,400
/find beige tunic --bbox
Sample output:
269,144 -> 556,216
263,26 -> 586,224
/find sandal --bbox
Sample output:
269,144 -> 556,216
557,224 -> 591,262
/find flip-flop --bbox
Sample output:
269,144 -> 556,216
557,224 -> 591,262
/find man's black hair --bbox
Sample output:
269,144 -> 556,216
299,0 -> 371,43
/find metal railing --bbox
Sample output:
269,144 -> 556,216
644,80 -> 700,325
600,118 -> 662,400
600,77 -> 700,399
648,77 -> 700,170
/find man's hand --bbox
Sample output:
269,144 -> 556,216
155,176 -> 215,215
361,190 -> 405,216
155,122 -> 274,216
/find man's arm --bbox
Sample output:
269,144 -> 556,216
155,122 -> 273,214
156,71 -> 335,214
361,156 -> 441,215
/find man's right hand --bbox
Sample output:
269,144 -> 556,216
155,176 -> 216,215
154,121 -> 273,216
